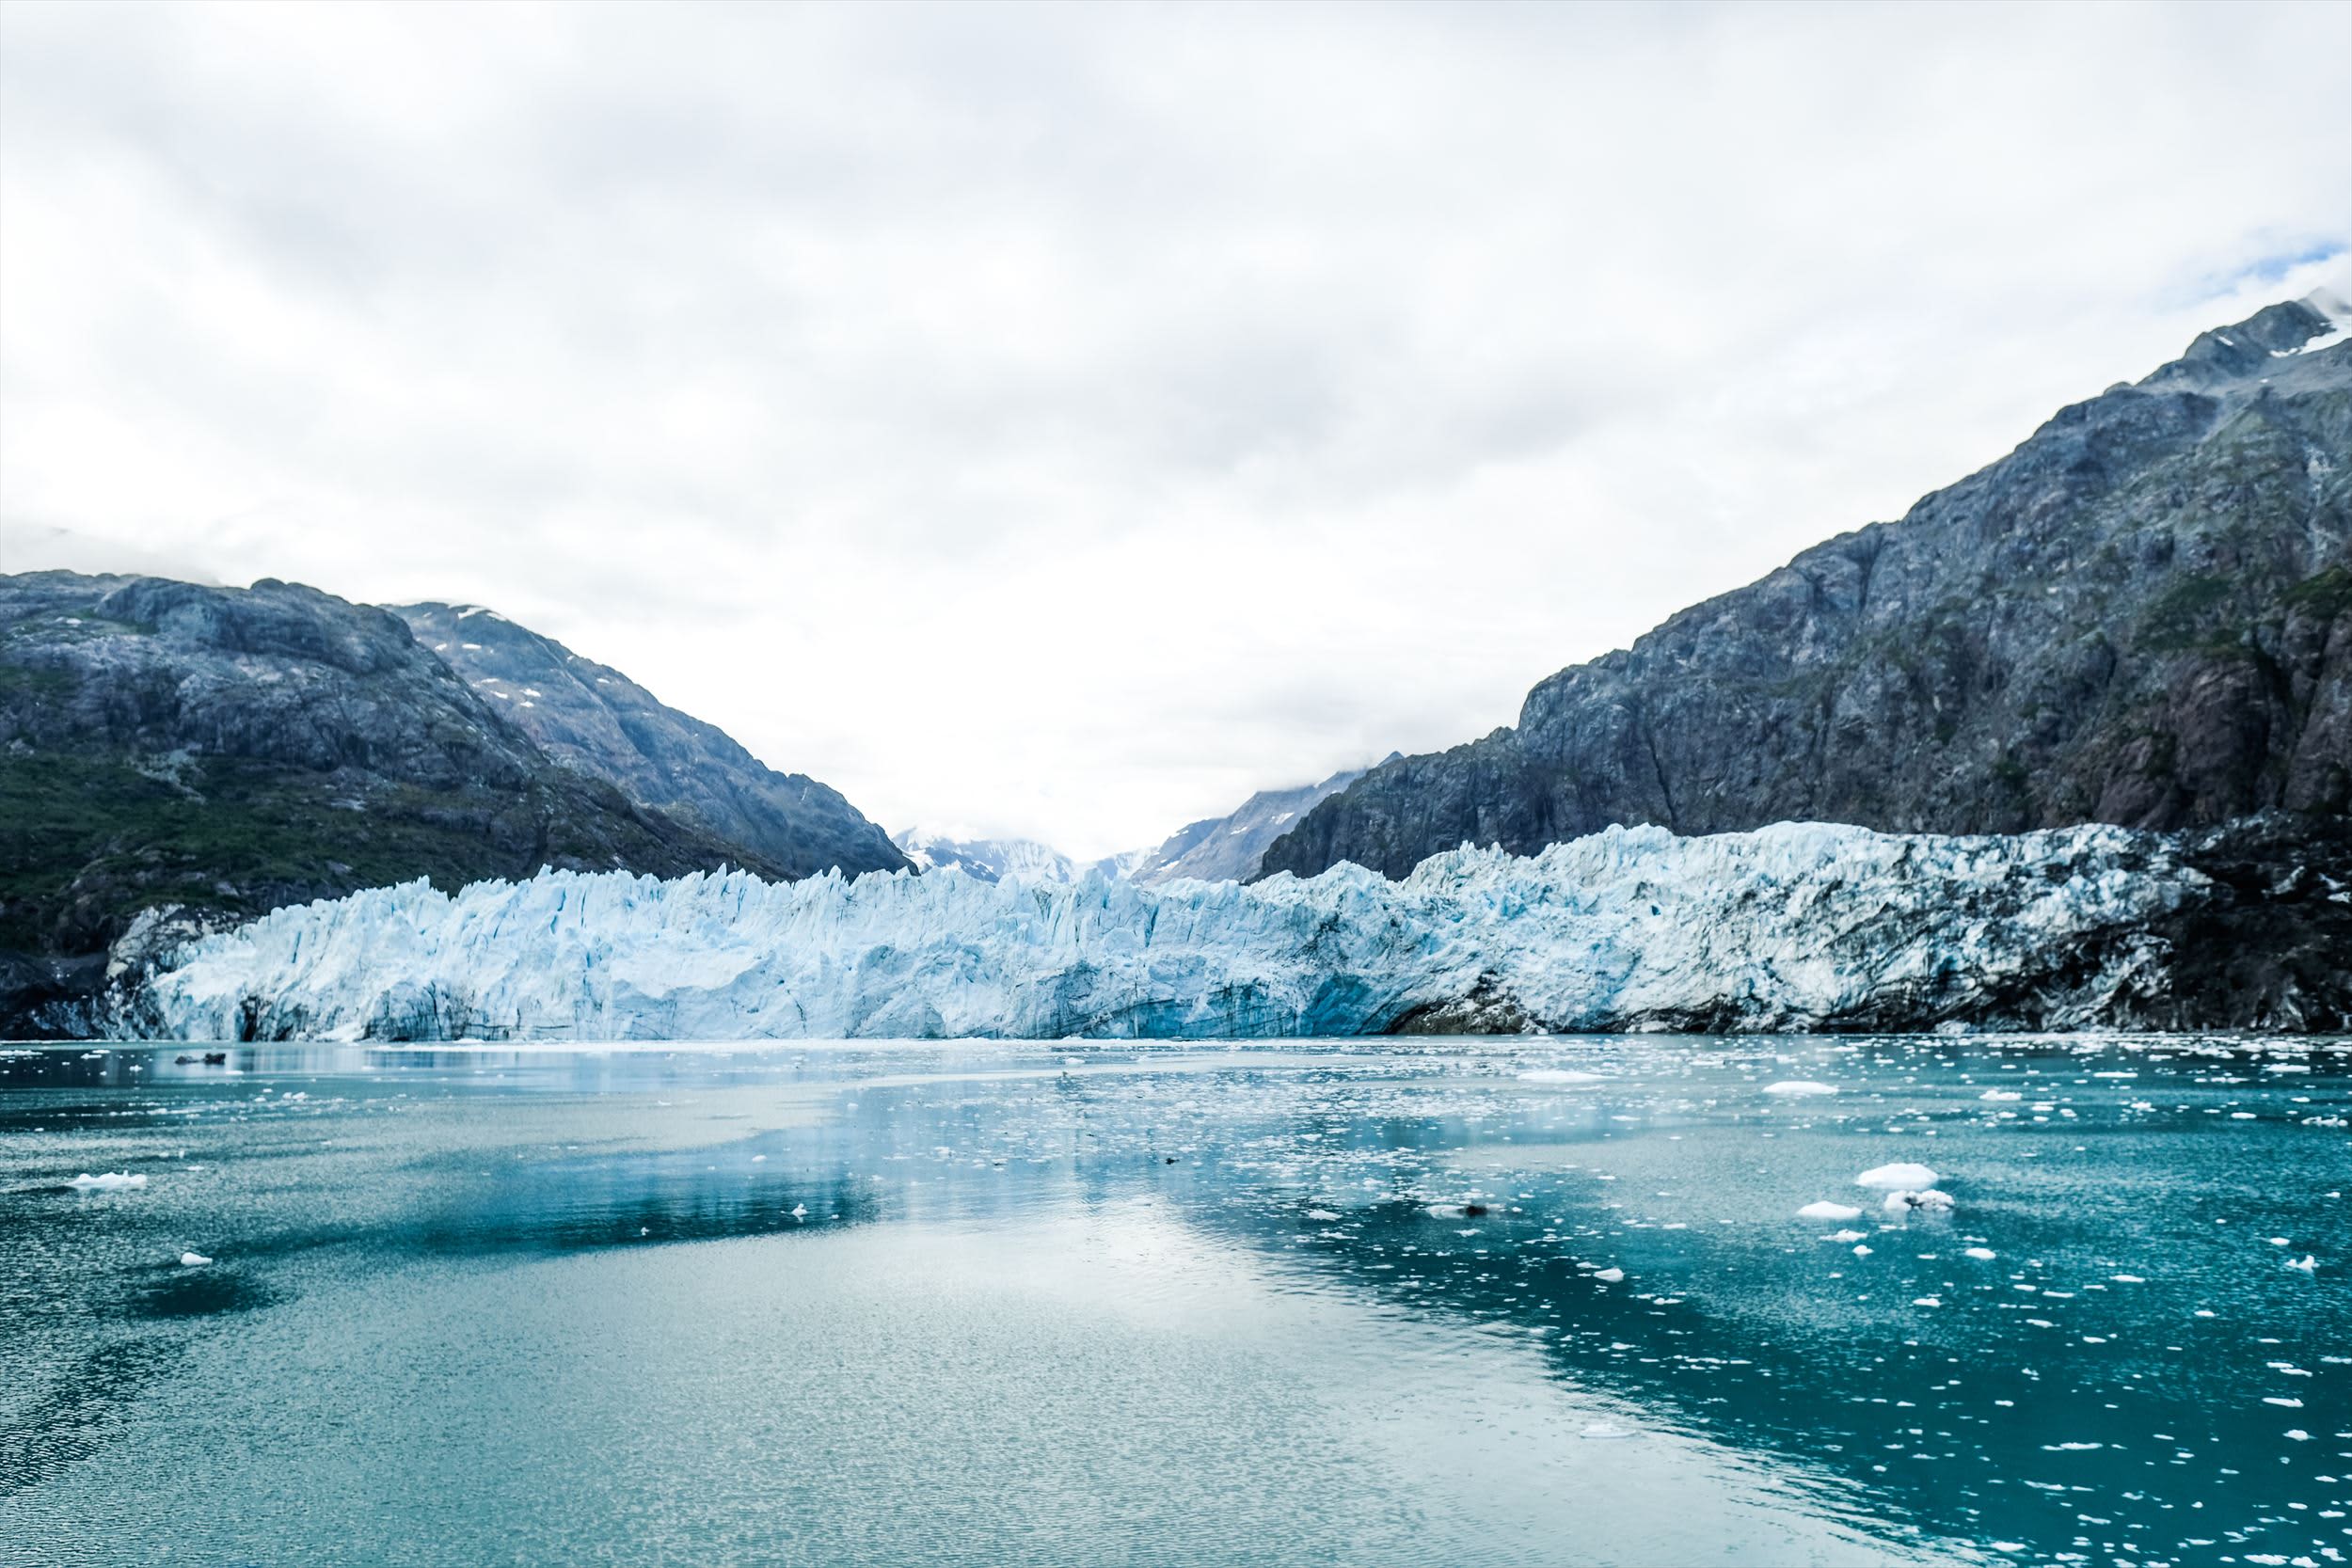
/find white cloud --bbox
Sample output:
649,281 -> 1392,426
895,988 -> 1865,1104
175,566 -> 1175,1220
4,0 -> 2346,856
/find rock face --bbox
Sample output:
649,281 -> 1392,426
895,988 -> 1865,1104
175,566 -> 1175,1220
0,574 -> 868,1033
1261,294 -> 2352,881
1130,760 -> 1391,886
130,815 -> 2352,1042
396,603 -> 904,881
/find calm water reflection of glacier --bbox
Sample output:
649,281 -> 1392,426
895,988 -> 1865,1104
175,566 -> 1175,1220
2,1036 -> 2345,1567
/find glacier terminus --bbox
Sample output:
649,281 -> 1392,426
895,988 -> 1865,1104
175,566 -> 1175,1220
130,820 -> 2251,1042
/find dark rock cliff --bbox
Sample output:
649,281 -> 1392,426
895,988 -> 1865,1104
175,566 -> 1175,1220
0,573 -> 806,1033
1261,295 -> 2352,881
395,603 -> 906,882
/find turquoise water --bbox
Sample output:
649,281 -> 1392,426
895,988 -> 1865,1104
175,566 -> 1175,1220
1,1036 -> 2345,1566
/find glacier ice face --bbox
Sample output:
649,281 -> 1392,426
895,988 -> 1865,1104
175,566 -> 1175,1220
133,820 -> 2201,1043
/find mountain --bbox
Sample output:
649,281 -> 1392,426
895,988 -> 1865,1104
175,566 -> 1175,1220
892,830 -> 1083,884
130,814 -> 2352,1041
0,573 -> 891,1035
396,603 -> 904,881
1260,292 -> 2352,881
1129,760 -> 1391,886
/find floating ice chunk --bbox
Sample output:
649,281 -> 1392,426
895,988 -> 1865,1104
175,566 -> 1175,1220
179,1251 -> 212,1267
2285,1429 -> 2312,1441
1883,1188 -> 1955,1213
1305,1209 -> 1342,1222
69,1173 -> 147,1191
1913,1295 -> 1943,1307
1964,1246 -> 1998,1260
1827,1229 -> 1867,1243
1979,1089 -> 2022,1101
2264,1396 -> 2305,1407
789,1204 -> 808,1218
1799,1200 -> 1863,1221
2285,1254 -> 2318,1274
1856,1163 -> 1940,1191
1518,1069 -> 1606,1085
2110,1273 -> 2145,1284
1763,1081 -> 1836,1097
1593,1266 -> 1625,1282
1851,1244 -> 1872,1257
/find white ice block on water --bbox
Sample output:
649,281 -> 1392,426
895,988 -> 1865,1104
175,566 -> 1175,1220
70,1173 -> 147,1191
1855,1164 -> 1940,1191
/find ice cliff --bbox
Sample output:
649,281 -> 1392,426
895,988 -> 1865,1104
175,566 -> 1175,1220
133,821 -> 2217,1041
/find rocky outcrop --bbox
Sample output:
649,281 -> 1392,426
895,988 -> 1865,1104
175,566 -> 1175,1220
397,603 -> 905,881
0,573 -> 818,1033
1261,294 -> 2352,881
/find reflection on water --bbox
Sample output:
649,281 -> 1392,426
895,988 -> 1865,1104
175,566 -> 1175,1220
1,1037 -> 2345,1566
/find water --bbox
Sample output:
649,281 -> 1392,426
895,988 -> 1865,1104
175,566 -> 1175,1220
2,1036 -> 2345,1567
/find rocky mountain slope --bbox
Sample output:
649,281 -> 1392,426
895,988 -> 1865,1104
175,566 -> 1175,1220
397,603 -> 904,881
1130,759 -> 1391,886
0,574 -> 884,1034
130,814 -> 2352,1042
1261,293 -> 2352,881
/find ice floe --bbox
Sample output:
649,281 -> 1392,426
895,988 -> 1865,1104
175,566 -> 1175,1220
1798,1201 -> 1863,1221
1855,1163 -> 1940,1191
69,1172 -> 147,1191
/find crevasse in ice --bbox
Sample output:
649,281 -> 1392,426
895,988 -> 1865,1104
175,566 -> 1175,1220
135,820 -> 2196,1041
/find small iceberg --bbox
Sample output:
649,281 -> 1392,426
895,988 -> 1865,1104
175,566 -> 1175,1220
1963,1246 -> 1997,1260
179,1251 -> 212,1267
1798,1200 -> 1863,1221
1763,1081 -> 1836,1097
1883,1188 -> 1955,1214
1827,1228 -> 1867,1243
1518,1069 -> 1607,1085
1592,1266 -> 1625,1282
69,1173 -> 147,1192
1305,1209 -> 1342,1222
2285,1254 -> 2318,1274
1855,1162 -> 1939,1191
1979,1089 -> 2022,1102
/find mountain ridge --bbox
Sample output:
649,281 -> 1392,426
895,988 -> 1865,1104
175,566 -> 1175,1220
397,603 -> 905,881
0,572 -> 900,1034
1259,292 -> 2352,881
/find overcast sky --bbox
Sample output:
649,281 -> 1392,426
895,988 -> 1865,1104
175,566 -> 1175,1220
4,2 -> 2347,857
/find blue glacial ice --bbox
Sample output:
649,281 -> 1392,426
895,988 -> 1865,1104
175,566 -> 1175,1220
134,820 -> 2199,1042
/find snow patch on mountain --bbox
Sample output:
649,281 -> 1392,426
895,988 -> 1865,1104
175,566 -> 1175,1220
135,820 -> 2203,1042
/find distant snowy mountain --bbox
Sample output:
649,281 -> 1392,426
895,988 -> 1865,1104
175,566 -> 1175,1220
1131,759 -> 1397,886
893,830 -> 1084,885
131,817 -> 2352,1040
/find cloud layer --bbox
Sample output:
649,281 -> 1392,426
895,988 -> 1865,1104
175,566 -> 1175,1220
5,1 -> 2346,855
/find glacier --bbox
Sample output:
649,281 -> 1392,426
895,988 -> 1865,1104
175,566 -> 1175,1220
128,820 -> 2208,1042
